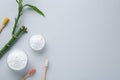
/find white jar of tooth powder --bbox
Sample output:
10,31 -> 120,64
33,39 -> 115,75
29,34 -> 45,51
7,49 -> 28,71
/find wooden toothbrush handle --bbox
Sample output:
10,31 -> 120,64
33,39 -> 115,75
0,25 -> 5,32
42,67 -> 47,80
21,74 -> 30,80
21,78 -> 25,80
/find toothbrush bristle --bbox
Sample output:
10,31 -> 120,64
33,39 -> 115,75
28,68 -> 36,75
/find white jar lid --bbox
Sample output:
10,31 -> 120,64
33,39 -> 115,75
29,34 -> 45,51
7,49 -> 28,71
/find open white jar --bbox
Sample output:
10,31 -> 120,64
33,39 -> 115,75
7,49 -> 28,71
29,34 -> 45,51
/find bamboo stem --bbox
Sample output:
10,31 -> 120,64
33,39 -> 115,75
12,8 -> 22,35
0,26 -> 27,57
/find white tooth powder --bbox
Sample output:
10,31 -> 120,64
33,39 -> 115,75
29,34 -> 45,51
7,49 -> 28,71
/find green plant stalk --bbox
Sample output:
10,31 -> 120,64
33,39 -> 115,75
0,26 -> 27,57
12,6 -> 23,35
12,11 -> 21,35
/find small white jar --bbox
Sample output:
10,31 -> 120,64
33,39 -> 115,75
7,49 -> 28,71
29,34 -> 45,51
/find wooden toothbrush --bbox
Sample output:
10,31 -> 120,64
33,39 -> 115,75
0,17 -> 9,32
21,68 -> 36,80
42,59 -> 49,80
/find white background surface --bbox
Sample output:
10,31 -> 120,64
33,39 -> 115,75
0,0 -> 120,80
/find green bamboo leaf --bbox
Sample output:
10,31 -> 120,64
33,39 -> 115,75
25,4 -> 45,16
